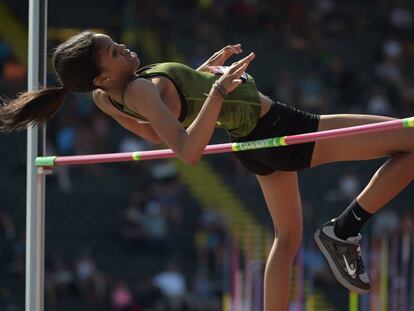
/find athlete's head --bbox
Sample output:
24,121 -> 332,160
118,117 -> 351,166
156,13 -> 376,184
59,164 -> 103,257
92,34 -> 140,90
0,31 -> 139,132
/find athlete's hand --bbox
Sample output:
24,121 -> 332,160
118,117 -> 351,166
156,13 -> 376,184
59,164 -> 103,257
216,52 -> 255,94
197,44 -> 243,71
208,44 -> 243,67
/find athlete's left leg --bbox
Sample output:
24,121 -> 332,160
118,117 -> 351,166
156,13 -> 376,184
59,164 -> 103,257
310,114 -> 414,293
311,114 -> 414,212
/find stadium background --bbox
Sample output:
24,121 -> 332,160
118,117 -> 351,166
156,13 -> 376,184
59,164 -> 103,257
0,0 -> 414,310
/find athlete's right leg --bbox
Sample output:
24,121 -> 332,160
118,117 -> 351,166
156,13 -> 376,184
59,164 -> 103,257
256,171 -> 303,311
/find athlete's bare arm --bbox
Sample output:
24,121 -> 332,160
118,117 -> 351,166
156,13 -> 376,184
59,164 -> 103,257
92,89 -> 162,144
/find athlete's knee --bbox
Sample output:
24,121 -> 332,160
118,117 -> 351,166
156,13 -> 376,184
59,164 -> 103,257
407,128 -> 414,151
392,128 -> 414,153
275,231 -> 302,257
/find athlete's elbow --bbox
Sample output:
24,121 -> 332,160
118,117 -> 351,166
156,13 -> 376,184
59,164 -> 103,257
182,155 -> 200,166
189,156 -> 201,166
149,136 -> 163,145
180,150 -> 201,166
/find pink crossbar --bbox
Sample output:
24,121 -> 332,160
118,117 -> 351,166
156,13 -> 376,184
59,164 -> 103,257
43,117 -> 413,166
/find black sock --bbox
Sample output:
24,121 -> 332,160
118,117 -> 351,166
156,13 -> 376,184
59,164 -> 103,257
334,199 -> 372,240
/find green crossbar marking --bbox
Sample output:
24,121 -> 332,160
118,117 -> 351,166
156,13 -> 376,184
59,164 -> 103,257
132,152 -> 141,161
403,117 -> 414,128
232,137 -> 287,152
275,136 -> 287,146
35,156 -> 56,167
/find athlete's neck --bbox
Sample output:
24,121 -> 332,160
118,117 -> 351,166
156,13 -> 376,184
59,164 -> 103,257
102,73 -> 138,102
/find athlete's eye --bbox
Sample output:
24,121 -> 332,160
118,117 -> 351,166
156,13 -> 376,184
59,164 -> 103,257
112,48 -> 118,57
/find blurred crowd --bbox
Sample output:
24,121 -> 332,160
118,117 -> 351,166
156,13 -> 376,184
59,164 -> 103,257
1,0 -> 414,310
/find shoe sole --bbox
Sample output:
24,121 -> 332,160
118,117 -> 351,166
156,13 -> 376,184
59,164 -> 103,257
314,229 -> 370,294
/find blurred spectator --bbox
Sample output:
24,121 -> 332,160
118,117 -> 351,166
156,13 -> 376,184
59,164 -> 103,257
324,168 -> 361,203
0,210 -> 16,272
315,0 -> 335,18
75,249 -> 107,303
74,124 -> 95,155
273,70 -> 297,106
122,191 -> 147,242
45,255 -> 76,304
400,79 -> 414,114
375,57 -> 403,87
118,135 -> 148,153
152,262 -> 187,311
56,120 -> 76,156
111,280 -> 135,311
188,267 -> 221,310
0,209 -> 16,242
371,210 -> 400,238
150,164 -> 183,230
0,37 -> 11,71
322,57 -> 361,110
139,199 -> 169,252
191,267 -> 215,299
8,231 -> 25,278
122,189 -> 170,253
389,4 -> 413,31
303,243 -> 333,286
53,258 -> 76,296
195,210 -> 227,276
90,111 -> 111,153
298,69 -> 327,113
337,169 -> 361,202
366,87 -> 393,115
0,56 -> 26,97
383,37 -> 403,61
400,212 -> 414,234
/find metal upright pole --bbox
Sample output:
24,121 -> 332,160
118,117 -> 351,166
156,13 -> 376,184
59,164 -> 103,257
26,0 -> 47,310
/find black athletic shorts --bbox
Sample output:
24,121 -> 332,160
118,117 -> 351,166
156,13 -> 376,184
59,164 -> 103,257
230,101 -> 320,176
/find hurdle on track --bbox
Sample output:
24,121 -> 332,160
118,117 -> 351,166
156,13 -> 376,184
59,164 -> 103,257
35,117 -> 414,167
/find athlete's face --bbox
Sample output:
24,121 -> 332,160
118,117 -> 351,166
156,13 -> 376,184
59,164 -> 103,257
93,34 -> 140,89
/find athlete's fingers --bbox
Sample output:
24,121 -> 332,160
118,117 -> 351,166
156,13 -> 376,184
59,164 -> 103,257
223,44 -> 242,52
233,52 -> 255,66
225,44 -> 243,54
219,45 -> 243,60
230,63 -> 248,78
230,52 -> 255,70
215,44 -> 242,58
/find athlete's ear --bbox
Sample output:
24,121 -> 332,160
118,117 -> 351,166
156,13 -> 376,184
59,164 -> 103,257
93,74 -> 111,88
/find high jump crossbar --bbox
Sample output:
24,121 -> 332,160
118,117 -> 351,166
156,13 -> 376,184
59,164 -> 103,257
35,117 -> 414,167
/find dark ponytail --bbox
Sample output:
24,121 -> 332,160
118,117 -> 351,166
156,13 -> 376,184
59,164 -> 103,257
0,30 -> 102,132
0,87 -> 68,132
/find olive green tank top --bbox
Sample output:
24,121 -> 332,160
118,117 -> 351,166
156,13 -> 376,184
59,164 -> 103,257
108,62 -> 262,137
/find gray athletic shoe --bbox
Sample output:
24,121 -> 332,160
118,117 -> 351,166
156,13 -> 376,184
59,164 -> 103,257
314,219 -> 370,294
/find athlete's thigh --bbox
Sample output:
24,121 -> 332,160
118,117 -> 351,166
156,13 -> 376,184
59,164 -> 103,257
311,114 -> 414,167
256,171 -> 302,246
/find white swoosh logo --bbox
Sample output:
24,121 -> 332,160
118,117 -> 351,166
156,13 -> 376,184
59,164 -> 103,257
343,255 -> 356,276
351,210 -> 361,221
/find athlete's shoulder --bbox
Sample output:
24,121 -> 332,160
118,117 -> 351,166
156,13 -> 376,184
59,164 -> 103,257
91,89 -> 116,114
126,77 -> 160,101
150,62 -> 193,70
92,88 -> 108,105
